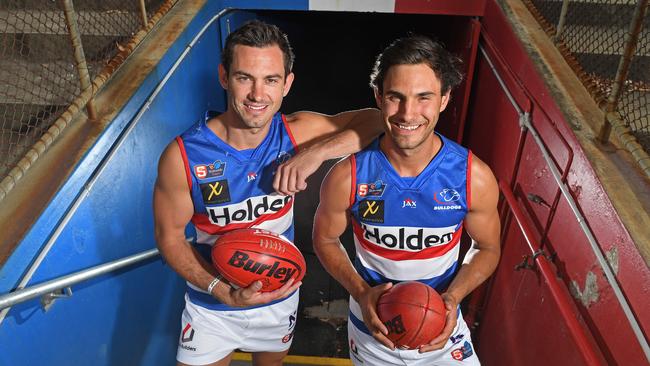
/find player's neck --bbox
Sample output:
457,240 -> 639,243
207,110 -> 272,150
379,134 -> 441,177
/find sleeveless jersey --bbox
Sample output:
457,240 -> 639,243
348,134 -> 471,329
176,110 -> 298,310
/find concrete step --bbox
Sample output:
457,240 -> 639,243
0,59 -> 107,106
574,52 -> 650,80
559,24 -> 649,56
0,59 -> 81,106
0,9 -> 142,36
532,0 -> 639,28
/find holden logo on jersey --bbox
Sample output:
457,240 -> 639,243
434,188 -> 462,211
358,180 -> 386,197
194,160 -> 225,179
200,180 -> 231,204
206,194 -> 292,226
359,200 -> 384,223
402,198 -> 416,208
179,323 -> 197,351
359,222 -> 456,251
181,323 -> 194,343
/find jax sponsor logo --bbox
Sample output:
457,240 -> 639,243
247,172 -> 257,182
402,198 -> 416,208
194,160 -> 225,179
434,188 -> 462,211
200,180 -> 231,204
358,180 -> 386,197
359,200 -> 384,223
206,194 -> 292,226
359,223 -> 456,251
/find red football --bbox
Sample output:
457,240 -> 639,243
211,228 -> 306,292
377,281 -> 446,349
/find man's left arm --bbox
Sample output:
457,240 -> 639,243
273,108 -> 382,195
421,154 -> 501,353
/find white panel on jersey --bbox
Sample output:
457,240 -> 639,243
354,237 -> 461,280
196,230 -> 220,246
195,212 -> 293,246
309,0 -> 395,13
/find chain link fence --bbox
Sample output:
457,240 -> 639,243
0,0 -> 174,193
525,0 -> 649,172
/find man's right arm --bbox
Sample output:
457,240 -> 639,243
312,158 -> 395,349
153,141 -> 299,306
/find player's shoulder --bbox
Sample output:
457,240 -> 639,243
327,155 -> 353,180
282,111 -> 327,125
469,153 -> 498,203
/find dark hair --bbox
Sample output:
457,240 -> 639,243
370,35 -> 463,95
221,19 -> 295,77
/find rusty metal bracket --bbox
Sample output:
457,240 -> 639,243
514,249 -> 549,271
40,287 -> 73,312
527,193 -> 551,208
514,255 -> 533,271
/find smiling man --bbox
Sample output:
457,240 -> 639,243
313,35 -> 501,365
154,20 -> 381,366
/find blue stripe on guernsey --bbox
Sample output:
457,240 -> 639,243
186,286 -> 296,311
354,257 -> 459,292
177,110 -> 298,311
349,311 -> 371,334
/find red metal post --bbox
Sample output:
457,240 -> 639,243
499,181 -> 605,366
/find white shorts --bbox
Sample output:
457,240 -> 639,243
348,309 -> 480,366
176,291 -> 299,365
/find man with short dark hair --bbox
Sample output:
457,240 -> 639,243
313,35 -> 501,365
154,20 -> 381,366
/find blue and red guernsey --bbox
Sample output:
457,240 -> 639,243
176,111 -> 298,310
348,134 -> 471,326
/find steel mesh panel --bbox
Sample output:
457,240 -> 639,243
531,0 -> 562,27
75,0 -> 143,80
0,1 -> 79,178
0,0 -> 173,182
526,0 -> 649,154
619,24 -> 650,150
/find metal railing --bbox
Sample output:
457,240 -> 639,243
0,7 -> 231,326
0,0 -> 178,201
524,0 -> 650,178
499,181 -> 605,365
480,43 -> 650,362
0,248 -> 159,311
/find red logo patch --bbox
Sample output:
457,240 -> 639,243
282,332 -> 294,343
451,348 -> 464,361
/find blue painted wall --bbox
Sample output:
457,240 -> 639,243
0,2 -> 262,365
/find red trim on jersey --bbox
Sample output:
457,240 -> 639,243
351,221 -> 462,261
175,136 -> 192,190
349,155 -> 357,208
281,114 -> 300,152
191,198 -> 294,235
467,151 -> 473,211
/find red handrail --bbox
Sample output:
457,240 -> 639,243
499,180 -> 605,365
